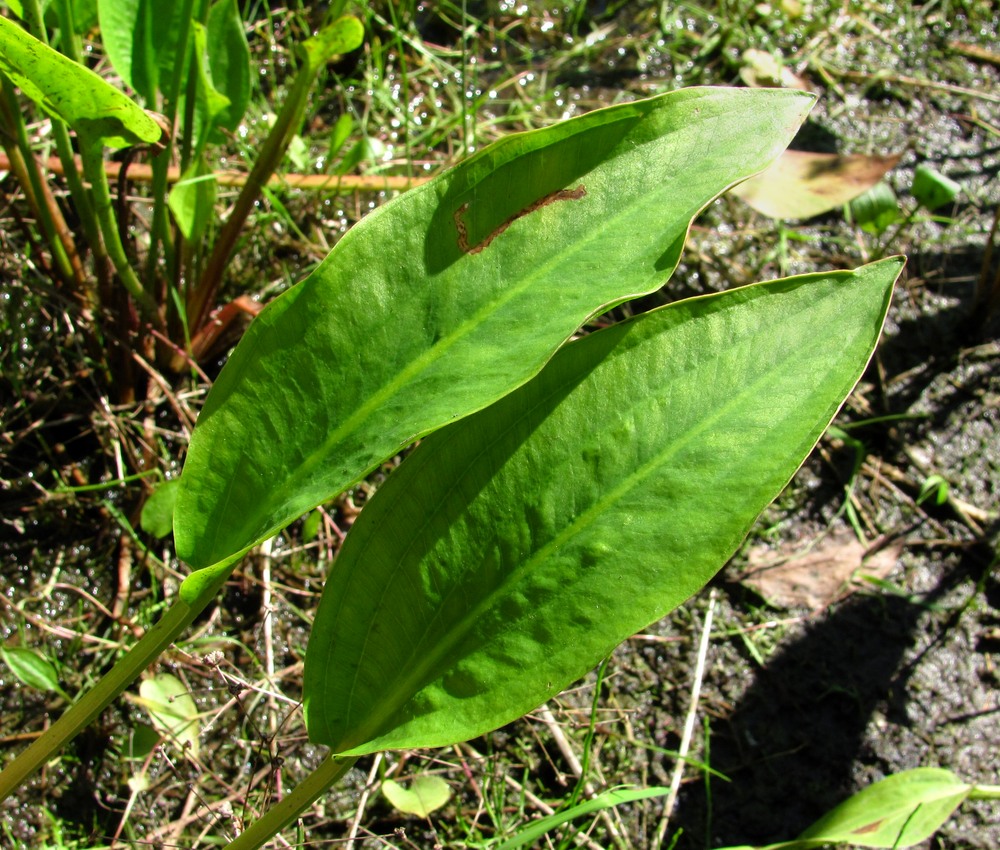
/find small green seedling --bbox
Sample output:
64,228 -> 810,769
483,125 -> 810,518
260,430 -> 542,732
1,646 -> 72,703
917,473 -> 950,507
849,162 -> 962,239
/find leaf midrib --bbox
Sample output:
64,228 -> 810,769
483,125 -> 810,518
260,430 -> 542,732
250,166 -> 697,553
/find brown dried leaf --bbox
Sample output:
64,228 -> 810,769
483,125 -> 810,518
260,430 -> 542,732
732,149 -> 902,220
741,528 -> 902,611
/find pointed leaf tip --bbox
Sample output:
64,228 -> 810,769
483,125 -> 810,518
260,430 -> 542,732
303,258 -> 902,755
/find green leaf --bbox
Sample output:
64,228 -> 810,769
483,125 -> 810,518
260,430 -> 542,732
493,786 -> 670,850
849,182 -> 901,235
97,0 -> 187,103
335,133 -> 379,175
0,13 -> 160,148
167,156 -> 217,242
302,257 -> 903,755
328,112 -> 354,163
187,0 -> 250,152
794,767 -> 972,848
188,20 -> 231,154
44,0 -> 99,34
1,646 -> 70,700
167,157 -> 218,241
136,672 -> 201,757
301,509 -> 323,543
911,163 -> 961,212
299,15 -> 365,72
714,767 -> 977,850
140,478 -> 180,538
381,775 -> 452,817
203,0 -> 250,135
126,723 -> 161,761
174,87 -> 816,570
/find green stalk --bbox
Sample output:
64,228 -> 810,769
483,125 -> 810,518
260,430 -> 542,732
969,785 -> 1000,799
48,0 -> 108,288
0,561 -> 235,802
187,51 -> 317,335
145,0 -> 197,291
187,13 -> 362,337
77,136 -> 164,328
223,754 -> 358,850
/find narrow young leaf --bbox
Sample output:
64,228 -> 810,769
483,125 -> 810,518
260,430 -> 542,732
494,786 -> 670,850
174,87 -> 816,569
204,0 -> 250,135
0,13 -> 160,148
168,157 -> 218,242
0,646 -> 69,700
302,258 -> 903,755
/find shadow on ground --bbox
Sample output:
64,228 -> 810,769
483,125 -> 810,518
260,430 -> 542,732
673,537 -> 999,850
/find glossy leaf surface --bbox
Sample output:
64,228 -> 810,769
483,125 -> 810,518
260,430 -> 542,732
303,258 -> 903,755
0,13 -> 160,148
174,87 -> 815,569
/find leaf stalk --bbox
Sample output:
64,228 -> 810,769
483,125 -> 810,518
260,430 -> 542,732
222,754 -> 358,850
0,562 -> 233,801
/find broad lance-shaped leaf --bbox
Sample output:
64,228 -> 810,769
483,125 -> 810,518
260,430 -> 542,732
174,87 -> 815,568
303,257 -> 903,755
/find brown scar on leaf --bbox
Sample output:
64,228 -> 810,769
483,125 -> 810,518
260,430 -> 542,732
853,819 -> 886,835
454,184 -> 587,254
